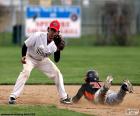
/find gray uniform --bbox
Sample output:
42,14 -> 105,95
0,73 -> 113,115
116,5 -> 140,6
94,86 -> 126,105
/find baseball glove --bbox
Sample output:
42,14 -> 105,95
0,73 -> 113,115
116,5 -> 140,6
53,34 -> 65,51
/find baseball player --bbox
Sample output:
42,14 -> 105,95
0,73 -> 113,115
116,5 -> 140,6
72,70 -> 133,105
9,20 -> 71,104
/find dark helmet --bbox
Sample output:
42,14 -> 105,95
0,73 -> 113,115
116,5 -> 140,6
85,70 -> 99,83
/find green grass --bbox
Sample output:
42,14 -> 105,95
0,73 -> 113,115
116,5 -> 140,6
0,32 -> 13,46
0,35 -> 140,115
130,34 -> 140,46
0,46 -> 140,85
66,35 -> 96,46
0,105 -> 90,116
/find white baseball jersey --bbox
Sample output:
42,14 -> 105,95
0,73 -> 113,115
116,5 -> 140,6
25,32 -> 57,60
10,32 -> 68,100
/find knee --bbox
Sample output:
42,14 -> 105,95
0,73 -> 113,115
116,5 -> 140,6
51,69 -> 62,79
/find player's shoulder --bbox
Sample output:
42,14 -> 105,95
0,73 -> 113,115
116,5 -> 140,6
35,32 -> 47,37
27,32 -> 47,41
82,83 -> 90,87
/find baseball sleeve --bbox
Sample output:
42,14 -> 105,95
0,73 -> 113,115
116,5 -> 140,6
25,33 -> 38,47
22,43 -> 27,57
54,51 -> 60,62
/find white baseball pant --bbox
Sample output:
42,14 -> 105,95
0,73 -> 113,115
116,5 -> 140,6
10,55 -> 68,99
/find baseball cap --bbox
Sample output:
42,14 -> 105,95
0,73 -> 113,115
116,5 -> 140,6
49,20 -> 60,31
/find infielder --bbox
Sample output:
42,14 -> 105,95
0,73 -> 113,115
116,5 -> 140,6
9,20 -> 71,104
72,70 -> 133,105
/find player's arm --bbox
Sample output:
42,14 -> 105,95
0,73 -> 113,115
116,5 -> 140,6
72,84 -> 85,103
21,43 -> 27,64
54,50 -> 60,62
53,35 -> 65,62
53,34 -> 65,51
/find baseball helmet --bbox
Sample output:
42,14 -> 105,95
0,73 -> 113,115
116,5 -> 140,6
85,70 -> 99,83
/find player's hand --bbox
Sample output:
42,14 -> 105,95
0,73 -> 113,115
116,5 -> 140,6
53,35 -> 65,51
21,56 -> 26,64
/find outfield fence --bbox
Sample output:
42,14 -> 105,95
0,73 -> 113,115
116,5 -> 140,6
0,0 -> 140,45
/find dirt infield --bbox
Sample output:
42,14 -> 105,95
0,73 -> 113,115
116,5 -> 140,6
0,85 -> 140,116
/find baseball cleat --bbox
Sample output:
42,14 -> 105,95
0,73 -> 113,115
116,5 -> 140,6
121,80 -> 133,93
60,95 -> 72,104
104,75 -> 113,89
9,97 -> 16,104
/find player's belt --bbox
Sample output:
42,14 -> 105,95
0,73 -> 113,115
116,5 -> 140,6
28,54 -> 42,61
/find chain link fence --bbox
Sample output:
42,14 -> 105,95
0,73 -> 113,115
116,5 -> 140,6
0,0 -> 140,46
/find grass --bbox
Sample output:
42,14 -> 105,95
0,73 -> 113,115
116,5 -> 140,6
0,46 -> 140,85
0,32 -> 13,46
66,35 -> 96,46
0,105 -> 90,116
0,34 -> 140,115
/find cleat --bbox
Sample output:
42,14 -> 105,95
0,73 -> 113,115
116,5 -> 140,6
104,75 -> 113,89
9,97 -> 16,104
60,95 -> 72,104
121,80 -> 133,93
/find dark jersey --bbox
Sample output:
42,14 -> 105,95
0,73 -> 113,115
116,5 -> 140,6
72,82 -> 101,102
